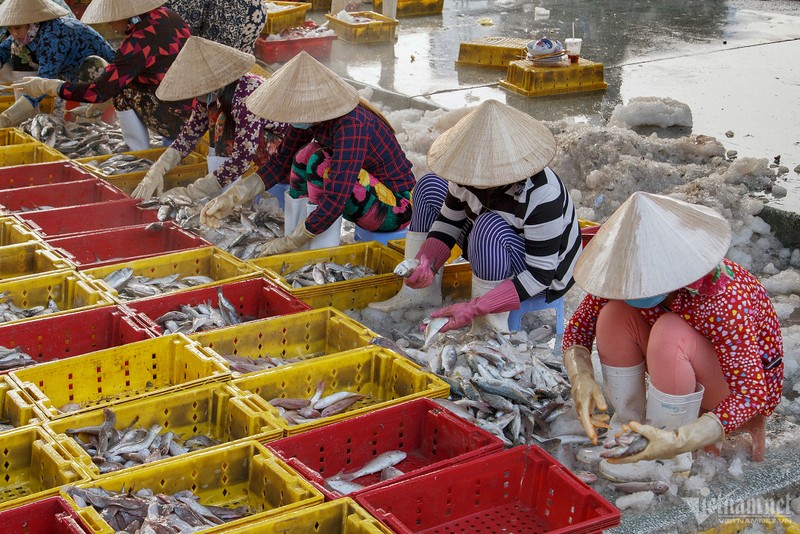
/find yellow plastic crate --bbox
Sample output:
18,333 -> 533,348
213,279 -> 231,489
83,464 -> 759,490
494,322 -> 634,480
455,37 -> 530,68
262,2 -> 312,34
0,128 -> 39,146
223,498 -> 392,534
0,216 -> 42,246
324,11 -> 398,43
45,382 -> 283,480
83,246 -> 260,303
311,0 -> 331,10
191,307 -> 378,377
0,375 -> 46,434
0,242 -> 74,283
61,441 -> 324,533
0,95 -> 55,114
500,57 -> 608,97
9,334 -> 230,420
374,0 -> 443,17
0,271 -> 111,328
230,346 -> 450,435
74,148 -> 207,195
0,425 -> 88,511
0,144 -> 66,168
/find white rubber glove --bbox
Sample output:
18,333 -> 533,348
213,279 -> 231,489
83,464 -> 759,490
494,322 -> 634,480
564,345 -> 608,446
259,221 -> 314,256
199,173 -> 264,228
0,97 -> 36,128
607,413 -> 725,463
131,147 -> 182,199
162,174 -> 222,201
11,76 -> 62,98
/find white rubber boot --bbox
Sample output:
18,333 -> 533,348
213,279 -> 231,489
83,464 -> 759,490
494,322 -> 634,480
599,382 -> 704,482
116,109 -> 150,151
576,362 -> 646,465
283,190 -> 308,236
306,202 -> 342,250
469,276 -> 510,334
367,231 -> 443,311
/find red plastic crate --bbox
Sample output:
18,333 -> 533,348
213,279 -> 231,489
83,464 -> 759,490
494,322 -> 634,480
357,445 -> 622,534
267,398 -> 505,501
255,34 -> 337,63
125,277 -> 311,335
18,198 -> 159,239
48,222 -> 210,269
0,178 -> 129,214
0,496 -> 91,533
0,305 -> 157,374
0,161 -> 95,191
580,224 -> 601,249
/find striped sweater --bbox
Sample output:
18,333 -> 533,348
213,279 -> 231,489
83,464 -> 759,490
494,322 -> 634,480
428,166 -> 582,302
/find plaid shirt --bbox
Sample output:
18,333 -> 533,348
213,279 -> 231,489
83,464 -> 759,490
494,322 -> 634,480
257,104 -> 415,234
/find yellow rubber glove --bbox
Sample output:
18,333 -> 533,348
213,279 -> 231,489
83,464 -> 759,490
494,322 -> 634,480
131,147 -> 182,199
563,345 -> 608,445
11,77 -> 62,98
259,222 -> 314,256
199,173 -> 264,228
607,413 -> 725,464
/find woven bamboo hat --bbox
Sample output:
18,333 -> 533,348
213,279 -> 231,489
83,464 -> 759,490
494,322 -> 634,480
0,0 -> 69,26
427,99 -> 557,187
81,0 -> 165,24
573,192 -> 732,300
245,51 -> 359,123
157,37 -> 255,101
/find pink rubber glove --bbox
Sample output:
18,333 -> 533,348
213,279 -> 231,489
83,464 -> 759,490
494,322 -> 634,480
430,279 -> 521,332
406,237 -> 451,289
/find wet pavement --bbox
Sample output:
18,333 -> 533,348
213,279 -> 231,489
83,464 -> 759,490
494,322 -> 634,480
303,0 -> 800,218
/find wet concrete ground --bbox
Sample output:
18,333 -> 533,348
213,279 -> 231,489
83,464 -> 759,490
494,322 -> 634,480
304,0 -> 800,221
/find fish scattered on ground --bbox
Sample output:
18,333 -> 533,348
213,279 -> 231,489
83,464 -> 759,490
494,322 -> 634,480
270,380 -> 367,425
600,427 -> 650,459
0,291 -> 60,324
612,480 -> 670,495
0,344 -> 36,371
575,470 -> 599,484
153,290 -> 248,335
101,267 -> 215,301
64,485 -> 250,532
323,450 -> 407,494
281,261 -> 375,288
65,407 -> 220,474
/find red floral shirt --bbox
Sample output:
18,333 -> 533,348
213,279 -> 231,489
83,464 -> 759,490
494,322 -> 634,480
562,259 -> 784,433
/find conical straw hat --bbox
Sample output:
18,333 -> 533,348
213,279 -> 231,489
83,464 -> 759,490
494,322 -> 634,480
573,192 -> 732,300
427,99 -> 556,187
81,0 -> 165,25
246,51 -> 359,123
0,0 -> 69,26
157,37 -> 255,101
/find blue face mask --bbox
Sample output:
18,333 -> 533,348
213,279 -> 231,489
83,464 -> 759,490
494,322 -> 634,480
206,91 -> 218,105
624,293 -> 668,309
291,123 -> 313,129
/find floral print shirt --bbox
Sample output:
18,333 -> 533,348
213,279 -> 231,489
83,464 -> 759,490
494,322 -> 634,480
170,74 -> 287,187
165,0 -> 266,54
58,7 -> 191,104
562,259 -> 784,433
0,17 -> 113,81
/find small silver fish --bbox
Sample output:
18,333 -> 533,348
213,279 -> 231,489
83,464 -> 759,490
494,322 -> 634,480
600,429 -> 650,459
612,480 -> 670,495
394,258 -> 420,277
336,450 -> 407,482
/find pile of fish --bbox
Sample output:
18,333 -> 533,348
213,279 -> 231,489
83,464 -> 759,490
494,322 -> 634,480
65,486 -> 250,533
0,344 -> 36,371
153,288 -> 248,334
66,407 -> 221,474
222,353 -> 307,374
324,450 -> 407,495
101,267 -> 216,301
0,292 -> 60,324
269,380 -> 367,425
141,195 -> 286,260
281,261 -> 376,288
83,154 -> 154,176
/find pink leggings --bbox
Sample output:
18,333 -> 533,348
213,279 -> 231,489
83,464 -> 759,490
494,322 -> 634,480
596,300 -> 730,411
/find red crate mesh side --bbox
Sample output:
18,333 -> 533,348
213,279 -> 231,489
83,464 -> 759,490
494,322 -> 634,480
0,161 -> 94,189
0,496 -> 89,533
19,199 -> 157,237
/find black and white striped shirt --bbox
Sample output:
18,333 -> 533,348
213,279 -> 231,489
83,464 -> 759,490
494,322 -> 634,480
428,166 -> 582,302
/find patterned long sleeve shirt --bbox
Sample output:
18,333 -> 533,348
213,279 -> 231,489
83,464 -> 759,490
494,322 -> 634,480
170,74 -> 287,187
428,166 -> 582,302
561,259 -> 784,433
257,104 -> 415,235
0,17 -> 113,81
58,7 -> 190,103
